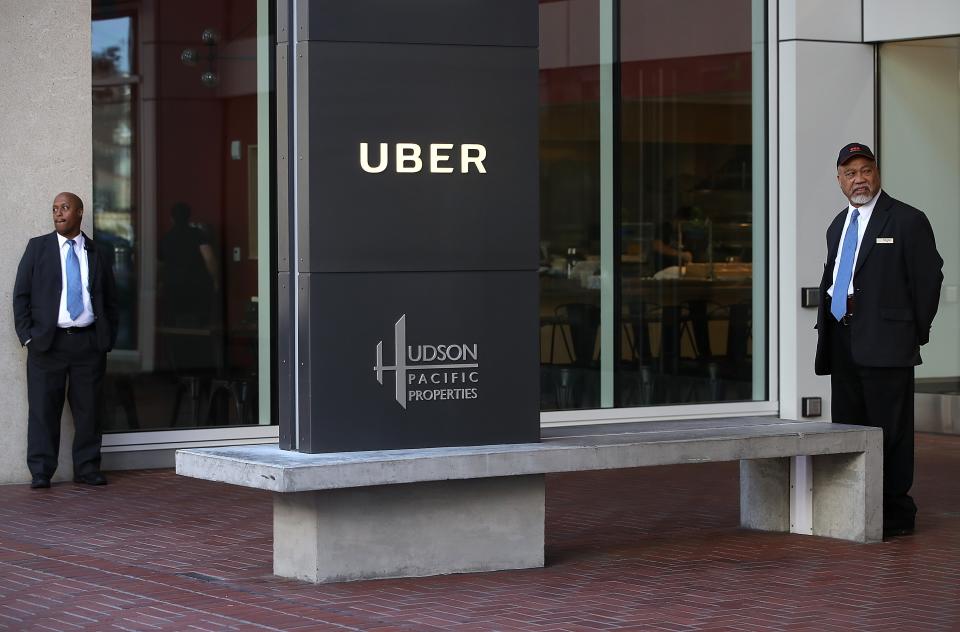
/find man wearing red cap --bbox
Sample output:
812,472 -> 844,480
815,143 -> 943,539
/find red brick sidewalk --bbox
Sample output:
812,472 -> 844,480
1,433 -> 958,631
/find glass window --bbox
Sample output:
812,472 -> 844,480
539,0 -> 766,411
92,0 -> 274,431
93,17 -> 133,80
539,0 -> 602,410
92,81 -> 137,350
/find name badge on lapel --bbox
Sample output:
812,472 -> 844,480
876,237 -> 894,244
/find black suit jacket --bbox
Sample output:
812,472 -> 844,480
13,232 -> 119,353
815,191 -> 943,374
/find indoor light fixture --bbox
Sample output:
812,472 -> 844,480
180,28 -> 221,88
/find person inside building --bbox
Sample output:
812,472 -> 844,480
650,206 -> 695,275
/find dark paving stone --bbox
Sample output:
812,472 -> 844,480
0,433 -> 958,631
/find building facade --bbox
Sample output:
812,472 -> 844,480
0,0 -> 958,483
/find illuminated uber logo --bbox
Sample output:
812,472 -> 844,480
374,315 -> 480,410
360,142 -> 487,174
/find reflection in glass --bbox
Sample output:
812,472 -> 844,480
92,84 -> 137,350
618,0 -> 761,406
92,1 -> 272,432
539,0 -> 602,410
92,17 -> 132,79
539,0 -> 765,411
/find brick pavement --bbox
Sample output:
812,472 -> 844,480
0,433 -> 958,631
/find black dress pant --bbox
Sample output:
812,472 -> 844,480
26,327 -> 106,477
830,318 -> 916,529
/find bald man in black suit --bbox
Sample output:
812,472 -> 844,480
815,143 -> 943,539
13,192 -> 118,488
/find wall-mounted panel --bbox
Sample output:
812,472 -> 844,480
779,0 -> 861,43
778,40 -> 874,420
865,0 -> 960,42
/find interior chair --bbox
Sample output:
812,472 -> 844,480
542,303 -> 601,409
619,303 -> 656,406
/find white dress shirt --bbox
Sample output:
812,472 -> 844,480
56,233 -> 95,328
827,189 -> 881,298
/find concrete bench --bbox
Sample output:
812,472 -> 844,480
175,416 -> 882,583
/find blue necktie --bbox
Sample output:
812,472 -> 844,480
831,209 -> 860,321
66,239 -> 83,320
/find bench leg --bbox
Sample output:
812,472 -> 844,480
273,475 -> 545,583
739,457 -> 791,532
810,451 -> 882,543
739,449 -> 882,543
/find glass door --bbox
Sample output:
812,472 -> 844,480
92,0 -> 275,432
880,37 -> 960,428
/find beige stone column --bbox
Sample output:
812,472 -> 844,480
0,1 -> 92,484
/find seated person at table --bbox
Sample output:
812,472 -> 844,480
651,208 -> 694,273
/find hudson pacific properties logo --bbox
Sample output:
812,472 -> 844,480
374,315 -> 480,409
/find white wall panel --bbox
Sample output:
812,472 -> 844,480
865,0 -> 960,42
778,41 -> 874,420
0,1 -> 92,484
780,0 -> 862,43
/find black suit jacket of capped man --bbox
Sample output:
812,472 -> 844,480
13,193 -> 118,487
815,190 -> 943,374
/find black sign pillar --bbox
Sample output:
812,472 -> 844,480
279,0 -> 540,452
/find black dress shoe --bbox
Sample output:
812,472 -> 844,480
73,472 -> 107,486
883,525 -> 915,539
30,474 -> 51,489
